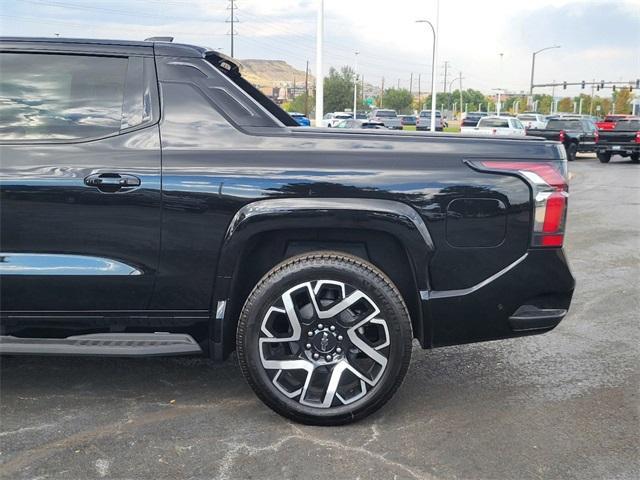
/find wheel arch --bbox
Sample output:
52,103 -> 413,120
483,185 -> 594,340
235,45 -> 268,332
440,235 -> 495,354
210,198 -> 435,360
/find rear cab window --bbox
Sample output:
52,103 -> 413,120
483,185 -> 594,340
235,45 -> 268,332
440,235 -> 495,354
613,120 -> 640,131
546,119 -> 581,130
0,51 -> 157,142
479,118 -> 509,128
375,110 -> 397,118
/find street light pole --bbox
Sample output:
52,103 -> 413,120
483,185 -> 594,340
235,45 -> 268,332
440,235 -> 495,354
529,45 -> 561,108
315,0 -> 324,126
416,0 -> 439,132
353,51 -> 359,119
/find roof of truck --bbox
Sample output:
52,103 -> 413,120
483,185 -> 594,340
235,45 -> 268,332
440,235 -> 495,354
0,36 -> 228,60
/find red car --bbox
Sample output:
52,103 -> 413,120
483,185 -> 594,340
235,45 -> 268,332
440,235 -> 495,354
596,114 -> 634,131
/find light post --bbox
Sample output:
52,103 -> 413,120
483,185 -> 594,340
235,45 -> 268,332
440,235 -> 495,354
353,51 -> 359,119
529,45 -> 560,107
315,0 -> 324,127
416,2 -> 439,132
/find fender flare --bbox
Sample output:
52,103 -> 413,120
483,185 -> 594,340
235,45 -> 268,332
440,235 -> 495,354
210,197 -> 435,360
216,197 -> 434,288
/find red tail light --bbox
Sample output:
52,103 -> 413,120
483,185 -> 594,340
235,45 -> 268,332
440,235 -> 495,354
559,130 -> 565,142
635,131 -> 640,144
594,130 -> 599,143
471,161 -> 569,248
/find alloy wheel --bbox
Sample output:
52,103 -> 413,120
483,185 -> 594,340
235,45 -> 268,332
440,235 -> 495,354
258,280 -> 390,408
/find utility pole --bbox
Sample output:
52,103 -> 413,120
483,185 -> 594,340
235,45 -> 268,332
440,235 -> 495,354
304,60 -> 309,117
589,78 -> 595,115
442,60 -> 449,96
397,78 -> 400,89
380,77 -> 385,107
226,0 -> 238,57
353,50 -> 359,118
551,79 -> 556,114
361,75 -> 365,105
417,73 -> 421,111
315,0 -> 324,126
458,72 -> 463,118
409,73 -> 413,97
292,75 -> 296,100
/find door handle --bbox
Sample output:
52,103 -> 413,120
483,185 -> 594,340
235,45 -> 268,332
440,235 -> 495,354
84,173 -> 141,192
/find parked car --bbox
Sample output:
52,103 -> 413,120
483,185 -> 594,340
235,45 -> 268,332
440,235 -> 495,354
465,116 -> 526,136
460,112 -> 488,131
334,119 -> 386,129
527,118 -> 598,161
596,114 -> 635,131
399,115 -> 417,126
289,112 -> 311,127
368,109 -> 402,129
416,110 -> 444,131
595,118 -> 640,163
517,113 -> 547,130
322,112 -> 353,127
0,37 -> 575,426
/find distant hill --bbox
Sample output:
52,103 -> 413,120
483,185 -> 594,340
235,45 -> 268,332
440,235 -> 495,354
239,59 -> 314,87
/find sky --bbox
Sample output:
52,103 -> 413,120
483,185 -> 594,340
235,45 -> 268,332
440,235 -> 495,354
1,0 -> 639,97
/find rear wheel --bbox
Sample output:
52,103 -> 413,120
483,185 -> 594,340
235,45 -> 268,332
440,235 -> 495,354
565,142 -> 578,161
236,252 -> 412,425
598,152 -> 612,163
631,153 -> 639,164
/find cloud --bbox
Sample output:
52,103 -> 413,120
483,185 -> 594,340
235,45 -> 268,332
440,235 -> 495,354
2,0 -> 638,96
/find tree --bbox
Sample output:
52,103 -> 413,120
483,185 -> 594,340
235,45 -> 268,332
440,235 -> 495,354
324,66 -> 354,113
282,93 -> 314,116
533,94 -> 553,114
558,97 -> 573,113
381,88 -> 413,113
613,87 -> 632,114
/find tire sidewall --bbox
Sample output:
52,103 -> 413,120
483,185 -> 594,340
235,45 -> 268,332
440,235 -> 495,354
238,255 -> 412,424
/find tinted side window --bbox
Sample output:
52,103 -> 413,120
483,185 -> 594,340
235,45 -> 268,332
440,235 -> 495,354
0,53 -> 127,141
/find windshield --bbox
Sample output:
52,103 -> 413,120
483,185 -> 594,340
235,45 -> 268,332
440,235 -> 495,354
518,115 -> 538,121
374,110 -> 397,117
419,111 -> 441,117
546,119 -> 582,130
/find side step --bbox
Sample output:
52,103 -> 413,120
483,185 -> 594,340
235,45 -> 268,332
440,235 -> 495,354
0,332 -> 202,357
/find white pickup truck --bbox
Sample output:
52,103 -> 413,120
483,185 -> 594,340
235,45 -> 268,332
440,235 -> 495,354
463,116 -> 526,136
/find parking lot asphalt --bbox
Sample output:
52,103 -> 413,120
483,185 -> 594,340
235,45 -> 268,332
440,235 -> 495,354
1,154 -> 639,480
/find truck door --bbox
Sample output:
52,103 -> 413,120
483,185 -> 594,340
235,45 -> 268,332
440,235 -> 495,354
0,47 -> 162,312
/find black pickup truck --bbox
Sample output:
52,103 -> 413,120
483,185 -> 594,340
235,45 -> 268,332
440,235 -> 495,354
527,118 -> 598,161
0,37 -> 575,425
595,118 -> 640,163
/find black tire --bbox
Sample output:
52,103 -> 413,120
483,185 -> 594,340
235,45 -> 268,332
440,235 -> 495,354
565,142 -> 578,161
236,251 -> 412,425
631,153 -> 639,164
598,152 -> 611,163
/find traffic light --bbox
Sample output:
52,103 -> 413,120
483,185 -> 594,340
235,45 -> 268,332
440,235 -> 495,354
563,81 -> 567,90
581,80 -> 585,89
596,85 -> 600,91
612,85 -> 616,92
636,79 -> 639,89
600,80 -> 605,88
